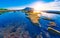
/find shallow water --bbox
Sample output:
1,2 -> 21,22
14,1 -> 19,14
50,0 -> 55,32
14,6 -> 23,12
0,11 -> 60,38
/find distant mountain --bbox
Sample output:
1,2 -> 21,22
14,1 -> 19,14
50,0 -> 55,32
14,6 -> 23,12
43,10 -> 60,14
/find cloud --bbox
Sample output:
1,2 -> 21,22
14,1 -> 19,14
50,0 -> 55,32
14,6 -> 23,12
29,0 -> 60,11
8,0 -> 60,11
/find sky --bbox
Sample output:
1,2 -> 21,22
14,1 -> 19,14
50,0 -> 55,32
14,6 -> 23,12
0,0 -> 60,11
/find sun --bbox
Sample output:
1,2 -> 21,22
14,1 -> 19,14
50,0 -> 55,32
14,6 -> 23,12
30,1 -> 45,12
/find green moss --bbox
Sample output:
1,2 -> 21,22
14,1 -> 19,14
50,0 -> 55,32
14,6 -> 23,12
48,27 -> 60,35
0,8 -> 8,10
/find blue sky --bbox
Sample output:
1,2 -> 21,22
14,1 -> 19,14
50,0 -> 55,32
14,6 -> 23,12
0,0 -> 55,8
0,0 -> 36,8
0,0 -> 60,11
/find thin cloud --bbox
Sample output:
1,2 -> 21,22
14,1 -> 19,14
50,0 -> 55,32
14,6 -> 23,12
8,0 -> 60,11
29,1 -> 60,11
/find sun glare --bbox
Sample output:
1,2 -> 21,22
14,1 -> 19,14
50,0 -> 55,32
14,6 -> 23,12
30,1 -> 45,12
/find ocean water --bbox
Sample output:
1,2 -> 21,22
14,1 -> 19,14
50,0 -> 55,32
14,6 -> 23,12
0,11 -> 60,38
